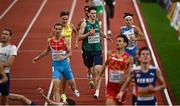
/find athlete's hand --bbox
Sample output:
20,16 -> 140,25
116,91 -> 124,102
89,29 -> 96,36
146,84 -> 155,93
106,36 -> 113,42
37,87 -> 44,94
32,56 -> 39,63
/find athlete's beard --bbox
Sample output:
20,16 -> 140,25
141,61 -> 149,66
54,32 -> 60,39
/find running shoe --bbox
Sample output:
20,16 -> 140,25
73,89 -> 80,97
94,89 -> 99,99
60,93 -> 67,103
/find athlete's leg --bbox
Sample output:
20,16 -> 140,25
0,73 -> 10,105
94,65 -> 103,99
82,51 -> 94,88
52,62 -> 62,102
9,93 -> 34,105
93,51 -> 103,99
60,76 -> 66,94
63,61 -> 79,97
53,79 -> 61,102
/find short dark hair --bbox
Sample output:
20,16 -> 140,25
66,98 -> 76,105
84,5 -> 90,11
88,6 -> 96,13
60,11 -> 69,17
53,23 -> 62,29
3,28 -> 12,36
138,47 -> 150,56
123,12 -> 133,19
116,34 -> 129,47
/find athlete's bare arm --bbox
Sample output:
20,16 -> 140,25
0,65 -> 8,84
71,23 -> 78,48
121,56 -> 133,83
146,69 -> 166,93
99,50 -> 112,76
134,26 -> 144,41
65,40 -> 72,59
32,38 -> 51,63
99,21 -> 112,42
116,70 -> 133,102
37,88 -> 64,105
154,69 -> 166,92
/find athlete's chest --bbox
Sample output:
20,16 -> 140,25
0,46 -> 11,60
108,54 -> 128,70
49,39 -> 66,51
134,69 -> 156,85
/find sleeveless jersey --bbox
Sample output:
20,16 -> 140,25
82,20 -> 102,51
121,25 -> 137,49
61,24 -> 73,42
108,52 -> 130,83
49,37 -> 67,61
0,43 -> 17,73
133,65 -> 157,97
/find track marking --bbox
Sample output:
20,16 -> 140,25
17,0 -> 47,50
132,0 -> 172,105
11,77 -> 105,81
102,4 -> 108,94
0,0 -> 18,20
45,0 -> 77,105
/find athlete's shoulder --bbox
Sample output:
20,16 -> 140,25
47,37 -> 52,42
120,26 -> 127,29
133,65 -> 141,71
149,65 -> 157,69
10,45 -> 17,49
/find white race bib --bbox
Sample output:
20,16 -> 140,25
52,50 -> 66,60
88,33 -> 100,44
109,69 -> 124,83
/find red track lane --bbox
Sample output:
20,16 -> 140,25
108,0 -> 167,105
0,0 -> 12,15
0,0 -> 43,44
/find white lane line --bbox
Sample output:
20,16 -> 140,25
17,0 -> 47,50
11,77 -> 105,81
132,0 -> 172,105
68,0 -> 77,24
102,4 -> 108,94
45,0 -> 77,105
0,0 -> 18,20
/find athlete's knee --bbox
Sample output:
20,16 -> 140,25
94,65 -> 103,74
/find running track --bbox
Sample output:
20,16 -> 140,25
0,0 -> 173,105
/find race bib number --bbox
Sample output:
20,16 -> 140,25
88,33 -> 100,44
109,69 -> 124,83
52,50 -> 66,60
